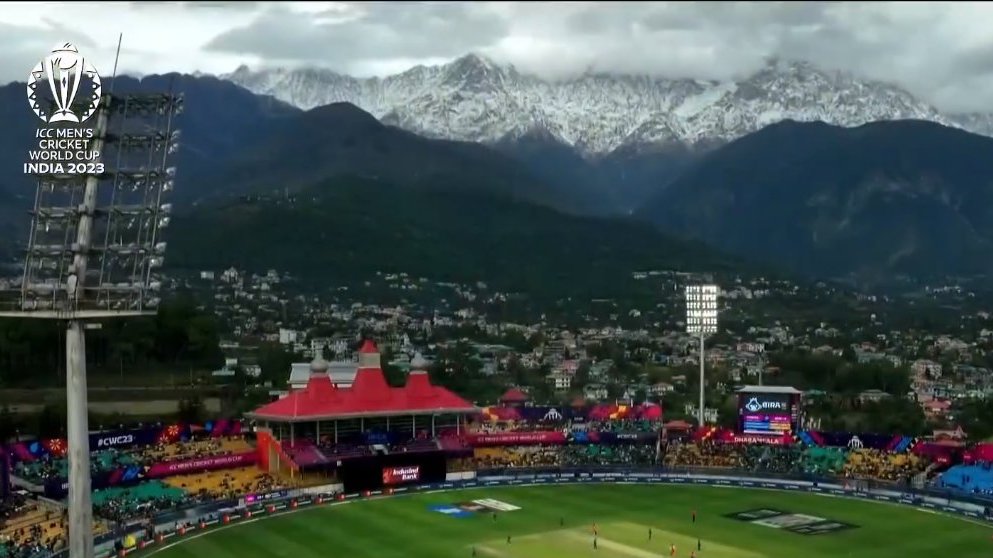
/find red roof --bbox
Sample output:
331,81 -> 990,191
499,388 -> 529,403
250,343 -> 477,420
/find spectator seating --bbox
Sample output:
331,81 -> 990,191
13,437 -> 252,486
15,449 -> 138,485
282,440 -> 328,467
0,499 -> 107,558
92,482 -> 188,522
162,467 -> 282,501
939,463 -> 993,495
802,447 -> 847,475
582,420 -> 661,433
843,449 -> 929,482
561,444 -> 656,467
473,446 -> 560,468
141,437 -> 252,463
664,442 -> 748,469
316,443 -> 371,460
742,445 -> 802,474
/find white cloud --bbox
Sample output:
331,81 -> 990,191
1,1 -> 992,113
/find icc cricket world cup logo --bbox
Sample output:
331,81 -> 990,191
27,43 -> 102,124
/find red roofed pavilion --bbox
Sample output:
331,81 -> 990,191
248,340 -> 479,443
498,387 -> 529,406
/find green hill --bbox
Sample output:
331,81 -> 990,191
168,177 -> 739,298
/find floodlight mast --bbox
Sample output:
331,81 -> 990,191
685,284 -> 719,428
0,87 -> 183,558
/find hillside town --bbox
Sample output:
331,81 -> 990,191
166,266 -> 993,441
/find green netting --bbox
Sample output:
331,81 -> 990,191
801,447 -> 847,474
91,481 -> 187,509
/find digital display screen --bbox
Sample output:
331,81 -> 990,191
741,413 -> 792,435
382,465 -> 420,485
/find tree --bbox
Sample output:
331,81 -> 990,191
0,297 -> 225,387
956,399 -> 993,441
258,343 -> 297,387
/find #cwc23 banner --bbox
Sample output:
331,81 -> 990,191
9,419 -> 245,462
465,430 -> 657,447
43,451 -> 257,499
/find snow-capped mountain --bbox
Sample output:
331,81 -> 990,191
225,54 -> 985,156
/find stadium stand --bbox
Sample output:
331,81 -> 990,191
92,482 -> 188,522
561,444 -> 657,466
842,448 -> 929,482
938,463 -> 993,495
15,449 -> 137,485
802,447 -> 848,475
741,444 -> 803,474
161,467 -> 283,501
663,441 -> 748,469
473,446 -> 560,468
13,437 -> 251,486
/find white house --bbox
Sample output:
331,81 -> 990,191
648,382 -> 674,397
584,383 -> 608,401
911,359 -> 942,379
279,328 -> 300,345
547,371 -> 572,391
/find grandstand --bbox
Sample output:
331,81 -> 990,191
247,342 -> 478,487
2,418 -> 284,558
1,341 -> 992,558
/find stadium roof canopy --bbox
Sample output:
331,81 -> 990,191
736,385 -> 803,394
247,340 -> 478,422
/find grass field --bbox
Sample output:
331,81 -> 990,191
147,485 -> 993,558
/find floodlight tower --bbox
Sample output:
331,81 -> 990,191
685,284 -> 719,427
1,90 -> 182,558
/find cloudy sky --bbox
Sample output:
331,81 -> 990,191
2,1 -> 992,113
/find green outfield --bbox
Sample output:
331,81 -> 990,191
147,485 -> 993,558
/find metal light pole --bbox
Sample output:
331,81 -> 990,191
2,42 -> 183,558
685,284 -> 718,427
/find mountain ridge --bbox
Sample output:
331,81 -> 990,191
168,176 -> 745,297
636,118 -> 993,281
225,54 -> 990,156
182,100 -> 596,213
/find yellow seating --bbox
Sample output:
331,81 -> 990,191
142,437 -> 253,462
162,466 -> 280,500
843,449 -> 928,481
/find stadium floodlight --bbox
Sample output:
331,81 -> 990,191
685,284 -> 719,428
1,67 -> 182,558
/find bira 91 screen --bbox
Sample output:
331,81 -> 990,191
382,465 -> 420,485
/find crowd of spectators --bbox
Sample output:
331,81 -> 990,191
0,495 -> 29,532
663,441 -> 749,469
0,501 -> 71,558
802,447 -> 848,475
842,449 -> 929,483
474,443 -> 659,469
561,444 -> 656,467
14,437 -> 250,486
662,441 -> 929,485
92,482 -> 188,523
474,446 -> 561,468
742,444 -> 803,474
15,450 -> 137,486
580,420 -> 660,433
89,467 -> 285,523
